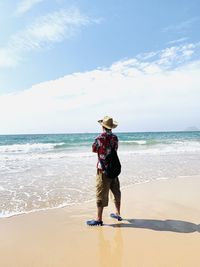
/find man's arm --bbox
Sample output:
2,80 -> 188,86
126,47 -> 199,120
92,138 -> 99,153
112,135 -> 118,151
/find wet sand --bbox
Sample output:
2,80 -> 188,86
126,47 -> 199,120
0,175 -> 199,267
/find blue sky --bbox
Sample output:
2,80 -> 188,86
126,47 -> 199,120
0,0 -> 200,133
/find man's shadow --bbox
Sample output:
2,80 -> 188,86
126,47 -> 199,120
110,219 -> 200,233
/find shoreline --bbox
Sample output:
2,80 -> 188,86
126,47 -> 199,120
1,174 -> 199,220
0,175 -> 200,266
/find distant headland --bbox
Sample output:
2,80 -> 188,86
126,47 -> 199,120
184,126 -> 200,131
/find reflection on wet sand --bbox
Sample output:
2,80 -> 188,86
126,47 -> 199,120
98,227 -> 123,267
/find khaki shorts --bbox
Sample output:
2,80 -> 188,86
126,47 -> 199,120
96,170 -> 121,207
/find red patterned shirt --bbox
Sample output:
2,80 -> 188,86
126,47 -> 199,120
92,131 -> 118,170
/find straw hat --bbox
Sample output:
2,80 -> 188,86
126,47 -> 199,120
98,116 -> 118,129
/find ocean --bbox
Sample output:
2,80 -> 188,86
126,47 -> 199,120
0,131 -> 200,218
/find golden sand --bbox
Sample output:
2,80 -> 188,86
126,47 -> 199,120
0,176 -> 200,267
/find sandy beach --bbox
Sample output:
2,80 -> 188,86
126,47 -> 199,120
0,175 -> 199,267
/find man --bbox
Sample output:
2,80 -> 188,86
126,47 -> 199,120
87,116 -> 122,226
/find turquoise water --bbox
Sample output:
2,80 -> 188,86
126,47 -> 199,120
1,131 -> 200,149
0,131 -> 200,217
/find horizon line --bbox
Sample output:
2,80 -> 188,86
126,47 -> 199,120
0,129 -> 199,136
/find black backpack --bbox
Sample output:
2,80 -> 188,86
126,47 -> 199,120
100,147 -> 121,179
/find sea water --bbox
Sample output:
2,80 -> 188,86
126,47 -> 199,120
0,131 -> 200,218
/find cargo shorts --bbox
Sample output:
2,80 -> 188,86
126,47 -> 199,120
96,170 -> 121,207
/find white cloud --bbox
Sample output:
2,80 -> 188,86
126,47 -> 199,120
13,7 -> 89,50
0,7 -> 91,68
0,43 -> 200,134
163,17 -> 199,33
16,0 -> 44,15
167,37 -> 188,45
112,43 -> 200,74
0,48 -> 18,68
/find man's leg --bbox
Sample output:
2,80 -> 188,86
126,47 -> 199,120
96,172 -> 109,221
114,201 -> 121,216
110,177 -> 121,216
97,206 -> 104,221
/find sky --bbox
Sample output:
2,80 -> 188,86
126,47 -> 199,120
0,0 -> 200,134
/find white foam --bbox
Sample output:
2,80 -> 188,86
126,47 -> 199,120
1,137 -> 200,219
0,150 -> 94,163
120,140 -> 147,145
0,142 -> 64,153
119,141 -> 200,155
0,210 -> 21,218
0,195 -> 90,218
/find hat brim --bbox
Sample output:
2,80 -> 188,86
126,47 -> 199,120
98,120 -> 118,129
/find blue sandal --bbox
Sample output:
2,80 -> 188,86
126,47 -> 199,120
86,220 -> 103,226
110,213 -> 122,221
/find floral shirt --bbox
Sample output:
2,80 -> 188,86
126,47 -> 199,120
92,131 -> 118,170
